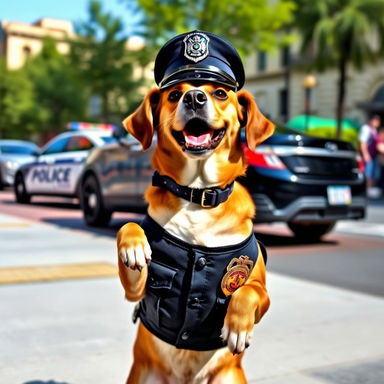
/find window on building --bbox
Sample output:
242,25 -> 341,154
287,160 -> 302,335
279,89 -> 288,119
280,46 -> 290,68
89,95 -> 102,118
257,51 -> 267,72
23,46 -> 32,60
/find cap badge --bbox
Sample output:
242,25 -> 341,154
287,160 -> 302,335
221,255 -> 254,296
183,32 -> 210,63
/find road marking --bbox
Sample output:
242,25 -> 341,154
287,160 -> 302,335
0,262 -> 117,285
0,222 -> 30,228
336,222 -> 384,238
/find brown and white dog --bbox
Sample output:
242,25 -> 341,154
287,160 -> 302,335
117,32 -> 274,384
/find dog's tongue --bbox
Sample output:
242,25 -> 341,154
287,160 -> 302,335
183,130 -> 213,146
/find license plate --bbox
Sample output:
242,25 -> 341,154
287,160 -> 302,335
327,185 -> 352,206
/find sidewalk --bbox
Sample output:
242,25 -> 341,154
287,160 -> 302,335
0,213 -> 384,384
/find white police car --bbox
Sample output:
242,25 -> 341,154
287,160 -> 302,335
14,123 -> 117,203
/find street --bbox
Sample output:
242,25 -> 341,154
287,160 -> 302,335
1,189 -> 384,383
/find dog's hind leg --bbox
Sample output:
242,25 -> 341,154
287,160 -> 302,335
127,367 -> 169,384
209,366 -> 247,384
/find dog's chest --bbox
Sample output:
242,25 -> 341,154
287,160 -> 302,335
160,205 -> 246,247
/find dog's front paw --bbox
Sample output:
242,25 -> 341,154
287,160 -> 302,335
221,298 -> 255,355
117,223 -> 151,271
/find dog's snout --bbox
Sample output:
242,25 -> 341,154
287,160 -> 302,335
183,90 -> 207,111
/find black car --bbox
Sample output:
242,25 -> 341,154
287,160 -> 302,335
79,125 -> 366,239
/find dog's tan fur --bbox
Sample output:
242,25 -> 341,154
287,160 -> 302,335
117,83 -> 274,383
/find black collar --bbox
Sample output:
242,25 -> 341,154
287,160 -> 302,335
152,171 -> 234,208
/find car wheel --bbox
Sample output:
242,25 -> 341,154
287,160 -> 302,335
81,174 -> 112,227
14,173 -> 31,204
287,221 -> 336,241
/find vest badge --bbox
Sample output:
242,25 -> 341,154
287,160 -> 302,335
221,255 -> 254,296
183,32 -> 210,63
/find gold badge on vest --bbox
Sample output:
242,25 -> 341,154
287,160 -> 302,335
221,255 -> 254,296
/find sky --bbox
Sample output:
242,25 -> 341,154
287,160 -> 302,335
0,0 -> 137,33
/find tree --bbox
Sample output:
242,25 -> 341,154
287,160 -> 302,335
122,0 -> 295,56
70,0 -> 145,124
294,0 -> 384,138
0,60 -> 35,139
23,37 -> 87,136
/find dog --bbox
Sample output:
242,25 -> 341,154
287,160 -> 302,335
117,31 -> 274,384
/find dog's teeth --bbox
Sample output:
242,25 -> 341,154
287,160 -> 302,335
183,131 -> 213,147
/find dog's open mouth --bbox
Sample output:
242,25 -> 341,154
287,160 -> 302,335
173,118 -> 226,154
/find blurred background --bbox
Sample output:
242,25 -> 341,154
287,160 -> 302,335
2,0 -> 384,145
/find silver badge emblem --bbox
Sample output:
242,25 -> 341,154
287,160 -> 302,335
183,32 -> 210,62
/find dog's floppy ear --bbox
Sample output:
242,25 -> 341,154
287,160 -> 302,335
122,88 -> 160,150
237,90 -> 275,151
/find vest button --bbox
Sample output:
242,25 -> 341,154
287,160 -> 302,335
188,297 -> 200,308
196,257 -> 207,269
181,331 -> 189,340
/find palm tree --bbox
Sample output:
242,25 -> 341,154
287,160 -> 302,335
294,0 -> 384,138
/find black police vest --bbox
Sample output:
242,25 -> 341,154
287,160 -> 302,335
137,215 -> 266,351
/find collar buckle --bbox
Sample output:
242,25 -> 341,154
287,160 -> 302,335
201,189 -> 214,208
190,188 -> 214,207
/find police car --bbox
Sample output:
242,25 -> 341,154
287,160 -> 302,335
79,125 -> 366,240
14,123 -> 117,203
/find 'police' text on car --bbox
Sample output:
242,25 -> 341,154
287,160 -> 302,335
14,123 -> 117,203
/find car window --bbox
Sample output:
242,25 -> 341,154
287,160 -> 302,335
41,137 -> 70,155
0,144 -> 37,155
66,136 -> 94,152
101,136 -> 117,144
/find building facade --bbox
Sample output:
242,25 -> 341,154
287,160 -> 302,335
0,18 -> 74,70
244,45 -> 384,126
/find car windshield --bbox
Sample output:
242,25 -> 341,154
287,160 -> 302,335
101,136 -> 117,144
0,144 -> 37,155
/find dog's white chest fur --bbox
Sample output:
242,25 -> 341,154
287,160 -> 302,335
159,203 -> 246,246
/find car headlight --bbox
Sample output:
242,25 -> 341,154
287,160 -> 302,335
4,161 -> 19,170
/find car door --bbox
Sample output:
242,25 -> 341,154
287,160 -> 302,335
25,135 -> 93,195
96,140 -> 153,206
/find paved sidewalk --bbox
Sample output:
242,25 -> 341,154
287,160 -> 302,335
0,213 -> 384,384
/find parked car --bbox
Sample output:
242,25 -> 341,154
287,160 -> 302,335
0,140 -> 39,190
14,127 -> 117,204
79,125 -> 366,239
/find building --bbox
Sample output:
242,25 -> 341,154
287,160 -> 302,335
244,44 -> 384,126
0,18 -> 74,70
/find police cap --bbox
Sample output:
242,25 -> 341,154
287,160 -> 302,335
154,31 -> 245,91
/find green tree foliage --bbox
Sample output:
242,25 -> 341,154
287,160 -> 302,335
122,0 -> 295,56
0,38 -> 86,140
24,37 -> 87,136
0,60 -> 35,139
70,0 -> 145,124
294,0 -> 384,138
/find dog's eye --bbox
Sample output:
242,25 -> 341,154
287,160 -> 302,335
213,89 -> 228,100
168,90 -> 182,102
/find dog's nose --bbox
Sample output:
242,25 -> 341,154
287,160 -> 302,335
183,90 -> 207,110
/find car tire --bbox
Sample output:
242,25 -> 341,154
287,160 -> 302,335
81,174 -> 112,227
287,221 -> 336,241
14,173 -> 31,204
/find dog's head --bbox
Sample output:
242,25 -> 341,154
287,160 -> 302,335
123,84 -> 273,154
122,31 -> 274,183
